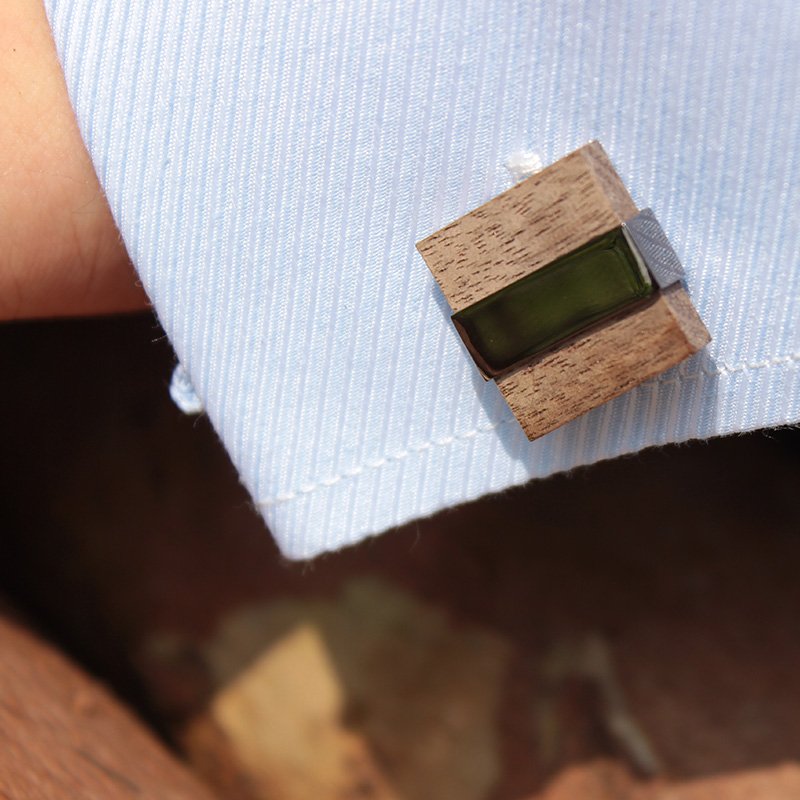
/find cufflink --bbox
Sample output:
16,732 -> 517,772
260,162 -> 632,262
416,141 -> 711,441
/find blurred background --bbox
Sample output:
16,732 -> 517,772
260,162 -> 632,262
2,312 -> 800,799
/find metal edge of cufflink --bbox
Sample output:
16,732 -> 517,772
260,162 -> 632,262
623,208 -> 685,290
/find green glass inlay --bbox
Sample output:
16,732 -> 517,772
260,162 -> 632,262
452,227 -> 655,378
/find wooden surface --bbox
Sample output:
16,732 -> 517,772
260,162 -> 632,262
416,141 -> 710,440
416,141 -> 637,314
532,761 -> 800,800
0,608 -> 218,800
498,282 -> 709,439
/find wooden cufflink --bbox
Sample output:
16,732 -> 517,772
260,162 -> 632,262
416,141 -> 711,441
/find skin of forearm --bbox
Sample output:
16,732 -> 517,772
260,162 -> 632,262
0,0 -> 147,319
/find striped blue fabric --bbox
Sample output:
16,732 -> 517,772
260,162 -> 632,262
44,0 -> 800,558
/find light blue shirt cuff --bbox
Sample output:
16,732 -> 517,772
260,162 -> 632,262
44,0 -> 800,558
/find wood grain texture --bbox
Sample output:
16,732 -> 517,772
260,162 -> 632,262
416,140 -> 710,439
417,141 -> 637,314
0,610 -> 218,800
498,283 -> 710,440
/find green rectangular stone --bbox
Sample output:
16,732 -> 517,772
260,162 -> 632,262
452,227 -> 655,378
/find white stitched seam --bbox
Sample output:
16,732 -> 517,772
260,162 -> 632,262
256,351 -> 800,507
